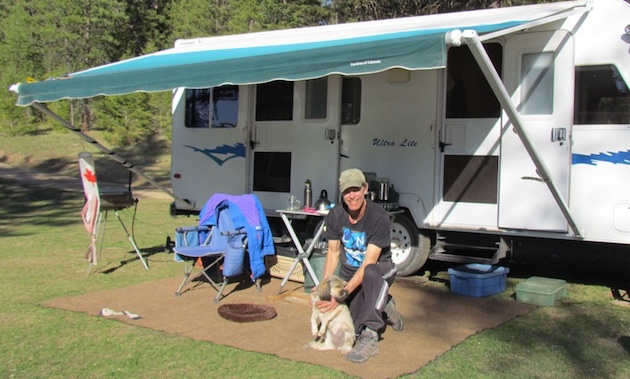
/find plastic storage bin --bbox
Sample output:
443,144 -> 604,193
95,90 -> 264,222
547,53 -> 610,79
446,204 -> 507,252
448,264 -> 509,298
515,276 -> 567,306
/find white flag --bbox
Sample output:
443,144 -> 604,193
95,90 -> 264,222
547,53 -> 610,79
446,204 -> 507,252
78,152 -> 101,264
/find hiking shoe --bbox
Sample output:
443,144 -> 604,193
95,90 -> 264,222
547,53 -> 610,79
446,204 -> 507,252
384,297 -> 404,331
346,328 -> 379,363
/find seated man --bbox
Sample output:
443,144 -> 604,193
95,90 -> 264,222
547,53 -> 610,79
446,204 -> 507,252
316,168 -> 403,363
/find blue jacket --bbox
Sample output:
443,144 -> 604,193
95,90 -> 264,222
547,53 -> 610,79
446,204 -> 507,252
198,194 -> 275,280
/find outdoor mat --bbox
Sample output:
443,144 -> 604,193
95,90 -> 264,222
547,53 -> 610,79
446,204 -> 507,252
42,275 -> 534,378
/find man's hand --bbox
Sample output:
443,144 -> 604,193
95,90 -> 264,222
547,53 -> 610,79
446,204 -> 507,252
316,298 -> 339,313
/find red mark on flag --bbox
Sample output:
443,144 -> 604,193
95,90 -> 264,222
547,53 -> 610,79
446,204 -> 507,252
83,168 -> 97,183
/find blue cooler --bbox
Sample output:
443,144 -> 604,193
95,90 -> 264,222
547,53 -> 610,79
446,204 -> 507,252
448,264 -> 509,298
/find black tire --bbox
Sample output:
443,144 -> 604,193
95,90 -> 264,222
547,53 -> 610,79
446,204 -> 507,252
390,215 -> 430,276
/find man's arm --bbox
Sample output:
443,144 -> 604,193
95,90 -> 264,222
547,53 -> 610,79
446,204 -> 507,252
322,239 -> 341,281
315,242 -> 382,312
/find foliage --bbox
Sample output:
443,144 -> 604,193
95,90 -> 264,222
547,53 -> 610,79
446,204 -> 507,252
329,0 -> 558,21
93,93 -> 156,146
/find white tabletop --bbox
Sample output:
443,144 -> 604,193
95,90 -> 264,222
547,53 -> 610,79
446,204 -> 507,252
275,208 -> 329,217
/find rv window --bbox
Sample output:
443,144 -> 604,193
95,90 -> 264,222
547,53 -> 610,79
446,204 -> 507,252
446,44 -> 502,118
443,155 -> 498,204
185,88 -> 211,128
341,77 -> 361,124
305,78 -> 328,119
185,86 -> 239,128
520,52 -> 554,115
575,65 -> 630,124
253,152 -> 291,193
256,81 -> 294,121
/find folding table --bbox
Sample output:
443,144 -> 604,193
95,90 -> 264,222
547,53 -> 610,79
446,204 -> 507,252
275,209 -> 328,294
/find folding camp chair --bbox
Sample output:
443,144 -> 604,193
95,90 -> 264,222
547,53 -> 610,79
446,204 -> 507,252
173,201 -> 259,302
173,193 -> 275,302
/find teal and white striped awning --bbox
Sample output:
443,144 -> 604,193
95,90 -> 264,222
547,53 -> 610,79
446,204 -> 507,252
11,1 -> 585,106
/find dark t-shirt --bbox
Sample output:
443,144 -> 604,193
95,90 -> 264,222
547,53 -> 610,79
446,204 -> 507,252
323,199 -> 392,273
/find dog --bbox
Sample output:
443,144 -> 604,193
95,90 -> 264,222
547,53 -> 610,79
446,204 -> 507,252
309,275 -> 355,354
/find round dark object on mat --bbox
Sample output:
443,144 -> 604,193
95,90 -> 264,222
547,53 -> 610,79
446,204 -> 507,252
217,303 -> 277,323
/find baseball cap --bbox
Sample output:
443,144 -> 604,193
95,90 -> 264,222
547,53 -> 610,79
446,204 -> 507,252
339,168 -> 366,193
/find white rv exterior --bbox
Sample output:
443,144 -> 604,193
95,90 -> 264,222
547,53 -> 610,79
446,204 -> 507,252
169,0 -> 630,276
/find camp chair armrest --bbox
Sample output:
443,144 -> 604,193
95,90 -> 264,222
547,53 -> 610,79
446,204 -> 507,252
220,227 -> 246,237
176,226 -> 212,233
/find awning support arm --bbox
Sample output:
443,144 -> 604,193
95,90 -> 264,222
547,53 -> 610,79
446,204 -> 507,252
459,30 -> 581,238
477,0 -> 591,43
31,102 -> 190,205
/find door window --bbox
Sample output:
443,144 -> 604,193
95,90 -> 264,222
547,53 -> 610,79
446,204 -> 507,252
252,152 -> 291,192
520,52 -> 554,115
446,44 -> 502,118
255,81 -> 294,121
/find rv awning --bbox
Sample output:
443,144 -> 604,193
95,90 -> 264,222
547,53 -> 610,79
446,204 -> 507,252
11,1 -> 585,106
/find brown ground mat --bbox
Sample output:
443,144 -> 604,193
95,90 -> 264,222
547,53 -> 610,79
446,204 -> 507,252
42,276 -> 534,378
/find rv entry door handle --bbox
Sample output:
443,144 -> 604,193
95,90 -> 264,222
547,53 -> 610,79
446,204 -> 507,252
551,128 -> 567,145
439,141 -> 451,152
249,139 -> 258,149
325,128 -> 337,143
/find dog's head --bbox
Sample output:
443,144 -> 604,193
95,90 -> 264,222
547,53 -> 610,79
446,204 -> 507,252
315,275 -> 349,303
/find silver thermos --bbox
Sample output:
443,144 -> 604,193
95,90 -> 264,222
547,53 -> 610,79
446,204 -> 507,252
304,179 -> 312,208
378,178 -> 389,202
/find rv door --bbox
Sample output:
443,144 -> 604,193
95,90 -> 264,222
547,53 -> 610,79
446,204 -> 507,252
250,78 -> 341,211
499,30 -> 574,231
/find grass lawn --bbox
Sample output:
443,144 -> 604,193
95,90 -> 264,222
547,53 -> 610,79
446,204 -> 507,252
1,132 -> 630,378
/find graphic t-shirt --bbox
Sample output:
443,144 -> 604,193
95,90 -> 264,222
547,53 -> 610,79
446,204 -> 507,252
323,200 -> 392,272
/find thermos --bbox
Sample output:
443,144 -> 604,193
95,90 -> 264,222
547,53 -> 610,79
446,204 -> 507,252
378,178 -> 389,201
304,179 -> 312,208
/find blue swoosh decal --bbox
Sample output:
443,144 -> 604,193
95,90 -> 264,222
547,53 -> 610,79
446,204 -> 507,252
572,150 -> 630,165
185,143 -> 246,166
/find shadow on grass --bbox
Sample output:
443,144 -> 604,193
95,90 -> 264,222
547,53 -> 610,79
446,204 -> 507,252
94,245 -> 170,274
34,134 -> 171,188
487,300 -> 630,377
0,180 -> 82,237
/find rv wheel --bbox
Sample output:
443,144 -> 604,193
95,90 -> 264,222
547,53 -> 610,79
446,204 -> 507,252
390,215 -> 430,277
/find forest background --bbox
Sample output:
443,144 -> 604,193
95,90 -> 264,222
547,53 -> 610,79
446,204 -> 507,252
1,0 -> 549,146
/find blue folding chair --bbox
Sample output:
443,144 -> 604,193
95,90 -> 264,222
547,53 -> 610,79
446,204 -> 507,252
173,193 -> 274,302
173,203 -> 249,303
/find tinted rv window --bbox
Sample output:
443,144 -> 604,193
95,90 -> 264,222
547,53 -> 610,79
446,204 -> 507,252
253,152 -> 291,192
256,81 -> 294,121
446,44 -> 502,118
185,86 -> 239,128
574,65 -> 630,124
305,78 -> 328,119
443,155 -> 498,204
341,77 -> 361,124
185,88 -> 210,128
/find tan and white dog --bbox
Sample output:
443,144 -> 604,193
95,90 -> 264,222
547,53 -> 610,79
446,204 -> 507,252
309,275 -> 355,354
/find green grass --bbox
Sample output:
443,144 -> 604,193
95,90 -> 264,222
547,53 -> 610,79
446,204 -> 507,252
2,132 -> 630,378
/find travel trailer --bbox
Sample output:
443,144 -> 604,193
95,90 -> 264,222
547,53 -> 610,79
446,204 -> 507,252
11,0 -> 630,276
